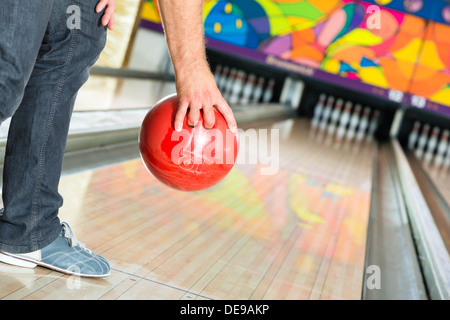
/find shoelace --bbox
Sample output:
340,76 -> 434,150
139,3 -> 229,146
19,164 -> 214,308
62,222 -> 92,254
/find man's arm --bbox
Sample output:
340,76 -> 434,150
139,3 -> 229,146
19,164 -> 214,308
157,0 -> 237,132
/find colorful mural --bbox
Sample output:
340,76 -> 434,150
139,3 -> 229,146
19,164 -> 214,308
257,1 -> 426,94
409,22 -> 450,109
141,0 -> 450,112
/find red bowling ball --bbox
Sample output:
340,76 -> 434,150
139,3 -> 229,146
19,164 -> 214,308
139,94 -> 239,191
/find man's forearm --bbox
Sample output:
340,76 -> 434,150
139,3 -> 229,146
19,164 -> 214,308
157,0 -> 209,79
157,0 -> 237,132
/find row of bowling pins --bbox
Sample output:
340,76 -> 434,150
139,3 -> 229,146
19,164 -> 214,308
214,64 -> 275,105
311,93 -> 380,143
408,121 -> 450,168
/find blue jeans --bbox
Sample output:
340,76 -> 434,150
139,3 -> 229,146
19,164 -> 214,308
0,0 -> 107,253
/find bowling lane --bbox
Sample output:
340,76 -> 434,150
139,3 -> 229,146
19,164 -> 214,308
406,156 -> 450,253
0,118 -> 375,300
406,122 -> 450,209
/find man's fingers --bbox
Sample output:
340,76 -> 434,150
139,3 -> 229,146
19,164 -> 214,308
187,105 -> 200,128
104,3 -> 115,29
174,89 -> 236,133
108,13 -> 115,30
97,1 -> 115,29
215,99 -> 237,133
174,102 -> 189,132
202,105 -> 215,130
96,0 -> 108,12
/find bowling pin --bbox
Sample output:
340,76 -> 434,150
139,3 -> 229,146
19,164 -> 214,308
335,101 -> 352,143
214,64 -> 222,86
346,104 -> 362,142
229,70 -> 246,105
240,73 -> 256,105
262,79 -> 275,103
424,126 -> 440,164
280,77 -> 293,106
311,93 -> 326,130
319,96 -> 335,132
218,65 -> 229,93
408,121 -> 421,150
290,79 -> 305,110
327,98 -> 344,138
434,129 -> 449,168
251,77 -> 265,103
223,68 -> 237,100
443,142 -> 450,170
367,110 -> 380,141
356,107 -> 371,142
415,123 -> 430,159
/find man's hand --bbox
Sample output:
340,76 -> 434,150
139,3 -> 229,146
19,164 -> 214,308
174,62 -> 236,133
96,0 -> 115,30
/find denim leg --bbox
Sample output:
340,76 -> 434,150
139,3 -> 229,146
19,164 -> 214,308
0,0 -> 107,253
0,1 -> 54,121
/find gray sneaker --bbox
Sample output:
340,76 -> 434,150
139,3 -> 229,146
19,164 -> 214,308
0,222 -> 110,278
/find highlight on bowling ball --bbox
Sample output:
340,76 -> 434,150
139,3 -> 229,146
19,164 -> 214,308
139,94 -> 240,192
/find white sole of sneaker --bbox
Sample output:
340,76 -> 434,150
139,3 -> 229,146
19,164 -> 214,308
0,252 -> 37,268
0,252 -> 110,278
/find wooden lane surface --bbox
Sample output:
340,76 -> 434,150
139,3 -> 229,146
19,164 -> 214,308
421,162 -> 450,209
0,118 -> 375,300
